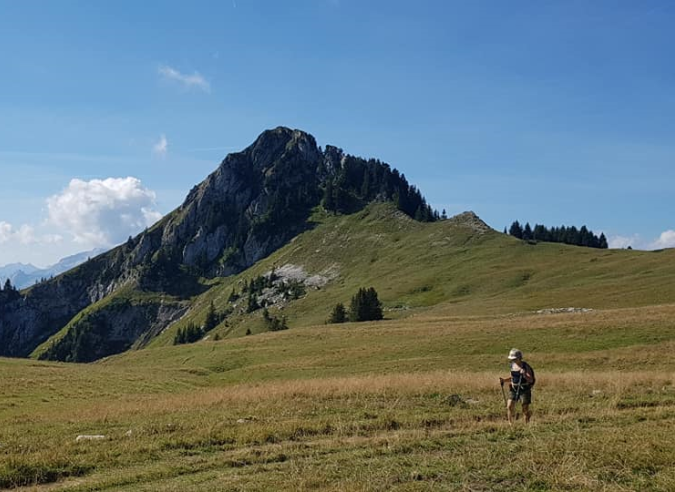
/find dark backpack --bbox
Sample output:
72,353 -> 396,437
523,362 -> 536,387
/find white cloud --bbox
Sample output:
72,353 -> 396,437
15,225 -> 35,245
0,221 -> 13,243
608,234 -> 641,249
608,230 -> 675,250
158,65 -> 210,92
46,177 -> 163,247
153,134 -> 168,157
0,222 -> 35,245
651,230 -> 675,249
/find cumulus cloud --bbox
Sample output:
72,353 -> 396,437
153,134 -> 168,157
46,177 -> 163,247
608,234 -> 641,249
608,230 -> 675,250
0,222 -> 11,243
0,222 -> 35,245
651,230 -> 675,249
158,65 -> 210,92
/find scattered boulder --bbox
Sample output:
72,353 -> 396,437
75,434 -> 106,442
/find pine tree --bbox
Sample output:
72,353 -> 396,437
204,301 -> 218,331
328,303 -> 347,324
509,221 -> 523,239
523,223 -> 533,241
364,287 -> 383,321
349,287 -> 383,322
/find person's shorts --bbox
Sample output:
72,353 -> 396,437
509,386 -> 532,405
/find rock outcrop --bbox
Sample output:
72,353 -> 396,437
0,126 -> 442,361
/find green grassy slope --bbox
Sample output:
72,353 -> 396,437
146,202 -> 675,348
4,204 -> 675,490
1,304 -> 674,490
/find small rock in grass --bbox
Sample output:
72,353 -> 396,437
76,435 -> 106,442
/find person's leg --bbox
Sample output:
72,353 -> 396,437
522,389 -> 532,423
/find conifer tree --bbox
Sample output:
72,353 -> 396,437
509,221 -> 523,239
329,303 -> 347,324
349,287 -> 383,322
204,301 -> 218,331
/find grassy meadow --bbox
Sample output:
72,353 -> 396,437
2,303 -> 675,491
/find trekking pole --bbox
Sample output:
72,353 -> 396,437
500,379 -> 507,405
514,372 -> 524,421
500,379 -> 510,422
514,376 -> 523,403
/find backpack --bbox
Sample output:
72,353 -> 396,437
522,361 -> 536,387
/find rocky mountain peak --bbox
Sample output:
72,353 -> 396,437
0,126 -> 445,361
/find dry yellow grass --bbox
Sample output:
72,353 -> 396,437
2,304 -> 675,491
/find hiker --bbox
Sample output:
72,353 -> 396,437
499,348 -> 535,424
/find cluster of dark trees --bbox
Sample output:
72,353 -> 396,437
322,152 -> 440,222
0,279 -> 19,302
174,301 -> 229,345
329,287 -> 383,324
174,322 -> 204,345
507,221 -> 608,249
2,279 -> 17,292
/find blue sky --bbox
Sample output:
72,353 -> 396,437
1,0 -> 674,266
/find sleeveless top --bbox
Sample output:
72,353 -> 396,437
511,361 -> 531,388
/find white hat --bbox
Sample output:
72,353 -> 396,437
508,348 -> 523,360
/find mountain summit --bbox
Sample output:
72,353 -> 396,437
0,127 -> 441,360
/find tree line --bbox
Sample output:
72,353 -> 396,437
507,221 -> 608,249
321,150 -> 440,222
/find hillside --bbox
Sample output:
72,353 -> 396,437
4,126 -> 675,364
0,127 -> 439,360
2,303 -> 674,490
135,201 -> 675,349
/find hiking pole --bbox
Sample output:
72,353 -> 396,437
500,379 -> 510,422
513,374 -> 524,421
514,377 -> 523,403
500,379 -> 508,405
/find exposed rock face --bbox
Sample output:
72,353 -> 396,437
160,127 -> 324,274
37,300 -> 187,362
0,126 -> 443,361
0,127 -> 327,358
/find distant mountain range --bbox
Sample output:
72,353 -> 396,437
0,249 -> 106,289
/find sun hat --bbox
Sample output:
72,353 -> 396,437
508,348 -> 523,360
